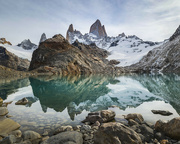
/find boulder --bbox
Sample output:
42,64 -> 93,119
42,131 -> 83,144
124,113 -> 144,123
94,122 -> 142,144
15,98 -> 28,105
0,135 -> 16,144
155,117 -> 180,140
151,110 -> 173,116
23,130 -> 41,141
0,117 -> 20,136
54,125 -> 73,135
9,130 -> 22,138
82,110 -> 115,124
0,107 -> 8,116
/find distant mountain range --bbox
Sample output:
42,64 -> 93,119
66,19 -> 164,66
0,19 -> 180,74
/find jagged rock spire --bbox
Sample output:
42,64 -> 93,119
39,33 -> 47,44
89,19 -> 107,38
66,24 -> 74,42
169,25 -> 180,41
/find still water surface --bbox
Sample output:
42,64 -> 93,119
1,74 -> 180,134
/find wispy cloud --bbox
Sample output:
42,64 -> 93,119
0,0 -> 179,44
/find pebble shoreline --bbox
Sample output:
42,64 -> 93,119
1,98 -> 180,144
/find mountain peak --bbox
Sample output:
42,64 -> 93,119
89,19 -> 107,38
66,24 -> 74,42
39,33 -> 47,44
169,25 -> 180,41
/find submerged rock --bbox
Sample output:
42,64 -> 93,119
42,131 -> 83,144
151,110 -> 173,116
94,122 -> 142,144
0,107 -> 8,116
15,98 -> 28,105
0,117 -> 21,136
23,130 -> 41,141
124,113 -> 144,123
82,110 -> 116,124
155,117 -> 180,140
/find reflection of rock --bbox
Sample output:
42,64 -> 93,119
134,74 -> 180,113
30,75 -> 113,119
0,78 -> 30,100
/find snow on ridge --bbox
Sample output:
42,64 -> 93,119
0,43 -> 34,61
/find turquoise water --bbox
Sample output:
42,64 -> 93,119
1,74 -> 180,134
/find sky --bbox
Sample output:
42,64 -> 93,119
0,0 -> 180,45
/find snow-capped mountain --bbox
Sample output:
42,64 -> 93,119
17,39 -> 37,50
66,19 -> 163,66
132,25 -> 180,73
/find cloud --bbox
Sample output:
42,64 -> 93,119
0,0 -> 179,44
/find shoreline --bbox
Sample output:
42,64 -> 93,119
1,99 -> 180,144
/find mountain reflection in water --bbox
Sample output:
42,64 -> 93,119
2,74 -> 180,122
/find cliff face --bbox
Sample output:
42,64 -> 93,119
89,19 -> 107,38
0,46 -> 30,71
130,35 -> 180,74
29,34 -> 124,75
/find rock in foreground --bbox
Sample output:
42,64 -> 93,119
94,122 -> 142,144
82,110 -> 116,124
42,131 -> 83,144
0,117 -> 21,136
155,117 -> 180,140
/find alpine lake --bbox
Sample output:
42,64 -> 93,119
1,74 -> 180,134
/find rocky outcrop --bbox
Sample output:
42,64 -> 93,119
94,122 -> 142,144
0,38 -> 12,45
169,25 -> 180,41
17,39 -> 37,50
131,34 -> 180,73
0,46 -> 30,71
155,117 -> 180,140
39,33 -> 47,44
89,19 -> 107,38
29,34 -> 124,75
66,24 -> 74,42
